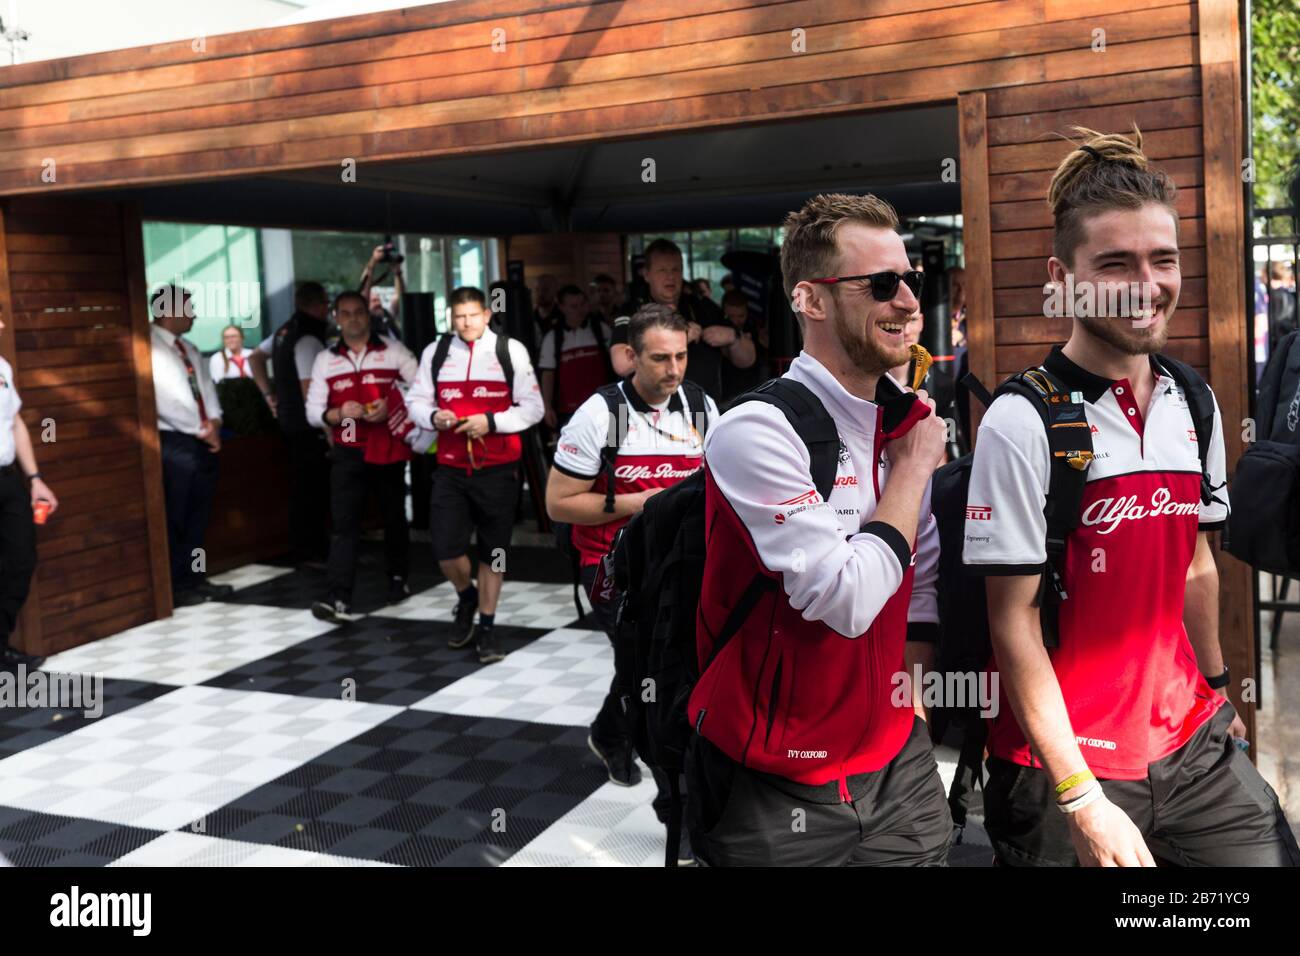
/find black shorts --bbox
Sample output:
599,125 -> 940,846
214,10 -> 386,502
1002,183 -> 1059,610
688,715 -> 952,867
983,703 -> 1300,866
429,461 -> 518,564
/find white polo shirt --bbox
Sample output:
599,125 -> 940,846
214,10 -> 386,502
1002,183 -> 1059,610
0,356 -> 20,466
553,378 -> 718,566
963,346 -> 1229,779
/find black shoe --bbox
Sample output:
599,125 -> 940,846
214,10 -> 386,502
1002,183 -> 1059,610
675,828 -> 697,867
587,732 -> 642,787
448,598 -> 477,649
311,597 -> 358,624
386,576 -> 411,605
173,588 -> 206,608
475,626 -> 506,664
0,643 -> 45,671
195,580 -> 235,600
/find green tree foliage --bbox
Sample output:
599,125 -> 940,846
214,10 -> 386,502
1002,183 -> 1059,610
1253,0 -> 1300,209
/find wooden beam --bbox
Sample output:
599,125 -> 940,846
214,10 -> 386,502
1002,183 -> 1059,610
960,91 -> 995,441
121,204 -> 173,621
1198,0 -> 1255,748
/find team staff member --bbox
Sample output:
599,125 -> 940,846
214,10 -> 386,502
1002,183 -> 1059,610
151,285 -> 235,608
718,289 -> 766,404
306,291 -> 419,623
588,273 -> 619,324
608,239 -> 755,398
547,305 -> 719,852
407,287 -> 544,664
687,193 -> 950,867
965,128 -> 1298,866
0,313 -> 57,670
538,285 -> 614,430
251,282 -> 332,565
209,325 -> 254,381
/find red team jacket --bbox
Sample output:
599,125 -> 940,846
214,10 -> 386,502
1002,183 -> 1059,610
686,355 -> 939,799
304,335 -> 418,464
405,328 -> 544,471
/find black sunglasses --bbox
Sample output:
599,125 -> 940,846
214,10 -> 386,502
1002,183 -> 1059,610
806,270 -> 924,302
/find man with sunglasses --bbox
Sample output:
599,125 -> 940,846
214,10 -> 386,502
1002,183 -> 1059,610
686,193 -> 951,866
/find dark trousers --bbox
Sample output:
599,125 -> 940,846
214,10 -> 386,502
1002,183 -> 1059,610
581,563 -> 679,823
326,446 -> 409,600
285,428 -> 330,561
984,703 -> 1300,866
688,716 -> 953,867
160,431 -> 220,593
0,467 -> 37,642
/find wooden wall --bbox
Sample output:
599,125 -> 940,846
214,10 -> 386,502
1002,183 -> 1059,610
505,233 -> 626,292
0,197 -> 170,656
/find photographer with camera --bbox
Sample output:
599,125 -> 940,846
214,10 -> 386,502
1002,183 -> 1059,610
360,238 -> 405,342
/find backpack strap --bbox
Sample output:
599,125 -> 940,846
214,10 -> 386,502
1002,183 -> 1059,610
595,382 -> 627,515
495,332 -> 515,400
1156,353 -> 1218,506
590,316 -> 615,380
678,380 -> 713,443
427,332 -> 454,383
995,366 -> 1094,648
734,378 -> 839,502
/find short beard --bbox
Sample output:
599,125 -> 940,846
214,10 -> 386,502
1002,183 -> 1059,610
830,293 -> 908,374
1076,311 -> 1170,356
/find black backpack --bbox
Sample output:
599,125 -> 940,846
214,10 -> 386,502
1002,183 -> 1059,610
427,330 -> 514,394
930,355 -> 1217,833
608,377 -> 839,866
552,379 -> 712,620
1226,330 -> 1300,573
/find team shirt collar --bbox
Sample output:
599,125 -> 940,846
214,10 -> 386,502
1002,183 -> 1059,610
620,378 -> 684,415
1041,345 -> 1172,404
333,333 -> 387,356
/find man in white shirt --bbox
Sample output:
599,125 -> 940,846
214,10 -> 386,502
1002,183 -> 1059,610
150,284 -> 233,607
406,287 -> 544,663
546,303 -> 718,862
686,194 -> 950,866
0,311 -> 58,670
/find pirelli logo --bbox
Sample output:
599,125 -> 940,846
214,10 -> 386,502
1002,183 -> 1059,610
966,505 -> 992,521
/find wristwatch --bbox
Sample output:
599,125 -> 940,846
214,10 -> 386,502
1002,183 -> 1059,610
1206,666 -> 1230,690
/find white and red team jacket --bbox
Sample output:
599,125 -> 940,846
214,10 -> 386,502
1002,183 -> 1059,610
553,379 -> 719,567
685,352 -> 941,795
538,319 -> 613,416
963,346 -> 1230,780
305,335 -> 419,464
405,328 -> 544,471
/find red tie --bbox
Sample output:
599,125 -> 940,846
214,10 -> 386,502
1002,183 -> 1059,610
175,339 -> 209,421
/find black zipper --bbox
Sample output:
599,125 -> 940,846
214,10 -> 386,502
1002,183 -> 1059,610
764,653 -> 784,749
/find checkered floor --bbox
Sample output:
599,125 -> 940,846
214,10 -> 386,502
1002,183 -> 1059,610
0,551 -> 992,867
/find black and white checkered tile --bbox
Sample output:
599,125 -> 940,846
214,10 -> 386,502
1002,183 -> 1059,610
0,555 -> 991,866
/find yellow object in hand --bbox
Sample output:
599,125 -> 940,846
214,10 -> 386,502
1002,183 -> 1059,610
909,343 -> 933,392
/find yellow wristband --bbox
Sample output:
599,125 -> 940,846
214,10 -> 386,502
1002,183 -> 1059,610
1054,769 -> 1095,796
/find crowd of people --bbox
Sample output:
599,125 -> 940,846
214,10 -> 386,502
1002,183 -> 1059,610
0,130 -> 1296,869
